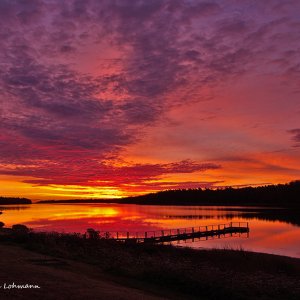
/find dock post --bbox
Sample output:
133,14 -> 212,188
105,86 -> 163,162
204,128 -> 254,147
127,232 -> 129,239
116,232 -> 119,239
192,227 -> 194,234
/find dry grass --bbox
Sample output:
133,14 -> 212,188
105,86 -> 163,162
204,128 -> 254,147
1,231 -> 300,300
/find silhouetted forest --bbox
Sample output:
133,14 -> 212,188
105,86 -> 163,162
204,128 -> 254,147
119,181 -> 300,207
39,181 -> 300,207
0,197 -> 32,205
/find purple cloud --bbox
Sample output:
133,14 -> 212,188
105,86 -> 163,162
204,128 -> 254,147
288,129 -> 300,147
0,0 -> 300,194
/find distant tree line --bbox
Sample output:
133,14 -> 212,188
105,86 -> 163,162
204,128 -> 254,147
0,197 -> 32,205
37,181 -> 300,208
120,181 -> 300,207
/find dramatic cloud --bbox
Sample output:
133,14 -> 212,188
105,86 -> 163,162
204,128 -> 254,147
288,129 -> 300,147
1,0 -> 300,198
2,159 -> 220,186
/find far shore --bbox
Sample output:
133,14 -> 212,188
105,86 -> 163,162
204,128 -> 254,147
0,197 -> 32,205
1,181 -> 299,208
36,198 -> 298,207
36,181 -> 300,207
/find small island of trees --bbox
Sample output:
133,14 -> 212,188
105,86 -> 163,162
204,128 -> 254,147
0,197 -> 32,205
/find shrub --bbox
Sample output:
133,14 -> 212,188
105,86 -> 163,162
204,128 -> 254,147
12,224 -> 30,233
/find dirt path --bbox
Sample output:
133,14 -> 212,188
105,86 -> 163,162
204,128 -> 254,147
0,244 -> 174,300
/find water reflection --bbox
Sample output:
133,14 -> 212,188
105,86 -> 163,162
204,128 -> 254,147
0,204 -> 299,258
172,231 -> 249,246
162,207 -> 300,227
0,205 -> 31,211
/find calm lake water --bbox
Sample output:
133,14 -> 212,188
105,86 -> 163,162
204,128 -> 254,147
1,204 -> 299,258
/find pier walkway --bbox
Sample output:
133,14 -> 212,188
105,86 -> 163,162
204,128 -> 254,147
86,222 -> 249,243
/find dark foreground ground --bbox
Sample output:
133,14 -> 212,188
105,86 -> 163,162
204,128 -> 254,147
0,244 -> 174,300
0,230 -> 300,300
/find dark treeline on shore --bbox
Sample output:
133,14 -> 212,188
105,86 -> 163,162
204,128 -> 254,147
0,197 -> 32,205
120,181 -> 300,207
39,181 -> 300,207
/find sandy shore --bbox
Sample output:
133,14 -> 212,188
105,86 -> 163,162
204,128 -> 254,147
0,244 -> 183,300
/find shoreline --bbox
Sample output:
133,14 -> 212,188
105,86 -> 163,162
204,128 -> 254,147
35,181 -> 300,208
2,225 -> 299,260
35,200 -> 294,207
1,229 -> 299,300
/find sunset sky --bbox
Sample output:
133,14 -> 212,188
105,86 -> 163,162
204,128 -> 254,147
1,0 -> 300,200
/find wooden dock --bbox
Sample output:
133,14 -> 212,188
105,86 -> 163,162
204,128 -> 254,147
85,222 -> 249,244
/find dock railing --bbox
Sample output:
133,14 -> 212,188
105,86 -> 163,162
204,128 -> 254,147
85,222 -> 249,243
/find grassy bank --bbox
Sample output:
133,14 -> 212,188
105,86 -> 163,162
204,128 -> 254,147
1,229 -> 300,300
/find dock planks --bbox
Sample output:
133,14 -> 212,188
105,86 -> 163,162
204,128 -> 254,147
86,222 -> 249,244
